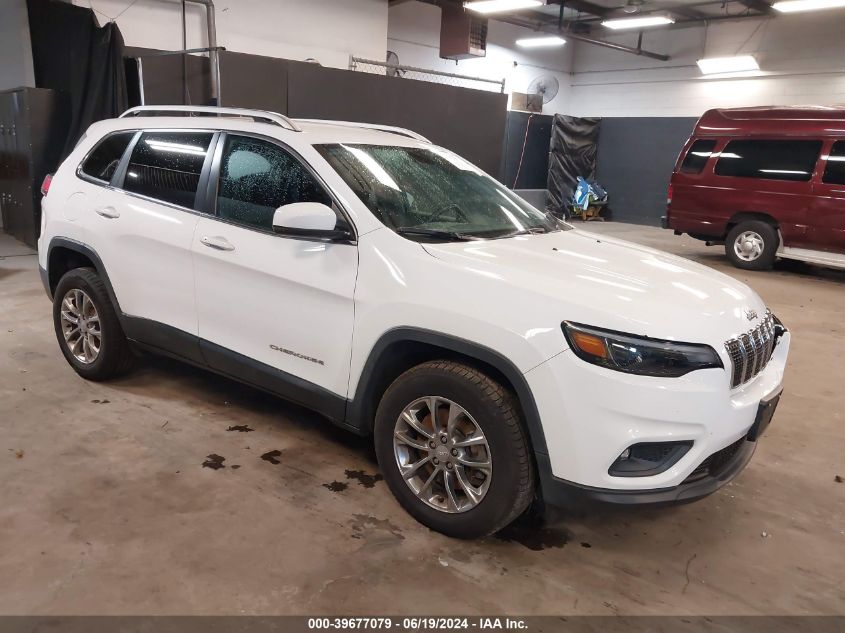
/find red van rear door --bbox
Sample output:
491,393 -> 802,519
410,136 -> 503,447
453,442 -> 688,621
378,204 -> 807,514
810,140 -> 845,254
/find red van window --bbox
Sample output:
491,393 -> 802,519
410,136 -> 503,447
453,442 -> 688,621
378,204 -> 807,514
680,139 -> 716,174
714,139 -> 821,182
822,141 -> 845,185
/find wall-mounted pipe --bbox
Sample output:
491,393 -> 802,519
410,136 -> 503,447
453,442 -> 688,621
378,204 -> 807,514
187,0 -> 221,104
159,0 -> 221,104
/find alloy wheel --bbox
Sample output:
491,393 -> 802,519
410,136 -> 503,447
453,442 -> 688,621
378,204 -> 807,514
393,396 -> 492,513
60,289 -> 101,364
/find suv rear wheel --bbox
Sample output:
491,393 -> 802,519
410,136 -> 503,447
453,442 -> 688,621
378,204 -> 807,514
374,360 -> 534,539
725,220 -> 778,270
53,268 -> 134,380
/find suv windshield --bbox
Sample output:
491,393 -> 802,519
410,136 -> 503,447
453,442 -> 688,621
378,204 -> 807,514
316,143 -> 567,240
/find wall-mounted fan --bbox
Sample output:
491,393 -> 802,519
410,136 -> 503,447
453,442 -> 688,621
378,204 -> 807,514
623,0 -> 646,13
386,51 -> 406,78
527,74 -> 560,104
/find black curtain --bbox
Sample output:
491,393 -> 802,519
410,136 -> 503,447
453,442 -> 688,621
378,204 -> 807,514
547,114 -> 601,217
27,0 -> 128,158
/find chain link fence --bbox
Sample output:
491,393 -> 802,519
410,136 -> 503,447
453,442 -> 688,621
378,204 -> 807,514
349,57 -> 505,94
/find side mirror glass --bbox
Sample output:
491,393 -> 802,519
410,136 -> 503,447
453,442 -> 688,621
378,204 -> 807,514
271,202 -> 353,241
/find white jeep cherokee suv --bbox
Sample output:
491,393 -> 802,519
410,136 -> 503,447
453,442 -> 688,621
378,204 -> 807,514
38,106 -> 789,538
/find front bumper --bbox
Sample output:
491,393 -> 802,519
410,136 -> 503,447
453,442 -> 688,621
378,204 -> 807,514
525,331 -> 789,504
537,429 -> 756,507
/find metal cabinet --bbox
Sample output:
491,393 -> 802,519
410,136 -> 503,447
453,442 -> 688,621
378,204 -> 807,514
0,87 -> 69,247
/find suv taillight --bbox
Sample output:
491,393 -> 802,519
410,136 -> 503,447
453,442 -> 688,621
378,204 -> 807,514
41,173 -> 54,196
667,182 -> 673,206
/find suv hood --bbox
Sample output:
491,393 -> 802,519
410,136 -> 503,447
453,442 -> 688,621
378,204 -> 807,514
422,229 -> 767,343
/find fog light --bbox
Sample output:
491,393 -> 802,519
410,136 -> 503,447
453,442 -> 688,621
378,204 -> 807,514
609,441 -> 693,477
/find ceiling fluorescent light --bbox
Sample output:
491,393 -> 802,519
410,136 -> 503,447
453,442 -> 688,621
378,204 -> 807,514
516,35 -> 566,47
699,70 -> 765,80
465,0 -> 543,14
601,15 -> 674,29
697,55 -> 759,75
773,0 -> 845,12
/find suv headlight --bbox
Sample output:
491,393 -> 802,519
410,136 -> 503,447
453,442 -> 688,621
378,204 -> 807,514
561,322 -> 723,377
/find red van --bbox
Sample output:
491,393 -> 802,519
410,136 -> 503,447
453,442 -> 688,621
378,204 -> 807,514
664,106 -> 845,271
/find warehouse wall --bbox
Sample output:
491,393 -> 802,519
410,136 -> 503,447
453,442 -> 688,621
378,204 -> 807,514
70,0 -> 387,69
387,1 -> 573,115
0,0 -> 36,91
568,12 -> 845,117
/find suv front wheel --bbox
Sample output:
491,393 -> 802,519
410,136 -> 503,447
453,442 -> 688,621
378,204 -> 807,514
374,360 -> 535,539
52,268 -> 135,381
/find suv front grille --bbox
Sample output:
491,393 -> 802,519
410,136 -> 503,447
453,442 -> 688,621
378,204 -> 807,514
725,311 -> 777,388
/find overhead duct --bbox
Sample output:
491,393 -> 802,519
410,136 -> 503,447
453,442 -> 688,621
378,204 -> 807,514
420,0 -> 669,61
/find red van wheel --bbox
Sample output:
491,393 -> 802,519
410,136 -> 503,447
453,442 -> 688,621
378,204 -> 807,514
725,221 -> 778,271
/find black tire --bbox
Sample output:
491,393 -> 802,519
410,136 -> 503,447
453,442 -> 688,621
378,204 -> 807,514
52,267 -> 134,381
374,360 -> 535,539
725,220 -> 778,270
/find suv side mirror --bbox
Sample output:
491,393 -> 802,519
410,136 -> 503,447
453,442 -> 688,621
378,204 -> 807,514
272,202 -> 353,241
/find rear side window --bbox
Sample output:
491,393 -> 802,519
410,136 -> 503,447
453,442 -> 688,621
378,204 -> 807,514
79,132 -> 135,182
715,140 -> 821,182
823,141 -> 845,185
216,135 -> 332,231
680,139 -> 716,174
123,131 -> 214,208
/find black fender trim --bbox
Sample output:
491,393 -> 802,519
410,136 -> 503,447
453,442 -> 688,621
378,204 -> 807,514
46,238 -> 124,318
122,316 -> 205,366
347,327 -> 550,456
39,266 -> 50,299
123,316 -> 349,426
199,338 -> 348,424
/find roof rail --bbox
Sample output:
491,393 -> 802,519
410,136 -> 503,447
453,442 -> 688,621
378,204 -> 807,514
120,105 -> 302,132
294,119 -> 430,143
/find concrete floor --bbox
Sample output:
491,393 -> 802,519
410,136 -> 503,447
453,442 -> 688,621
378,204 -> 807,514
1,224 -> 843,615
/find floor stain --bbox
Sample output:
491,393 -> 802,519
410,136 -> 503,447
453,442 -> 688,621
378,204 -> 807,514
227,425 -> 254,433
202,454 -> 226,470
349,513 -> 404,543
323,481 -> 348,492
581,542 -> 592,548
447,548 -> 475,563
345,469 -> 383,488
90,399 -> 110,404
494,520 -> 573,551
261,450 -> 282,465
231,465 -> 241,470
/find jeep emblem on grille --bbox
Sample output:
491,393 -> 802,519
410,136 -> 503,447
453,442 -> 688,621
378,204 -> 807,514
744,309 -> 758,321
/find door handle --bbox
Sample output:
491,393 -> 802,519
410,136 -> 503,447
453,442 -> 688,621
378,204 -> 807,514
200,236 -> 235,251
94,206 -> 120,219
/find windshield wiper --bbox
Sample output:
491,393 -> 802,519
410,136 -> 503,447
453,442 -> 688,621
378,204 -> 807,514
503,226 -> 552,237
395,227 -> 479,242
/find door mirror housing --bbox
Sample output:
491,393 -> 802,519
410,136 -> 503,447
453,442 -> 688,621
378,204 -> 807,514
272,202 -> 353,241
